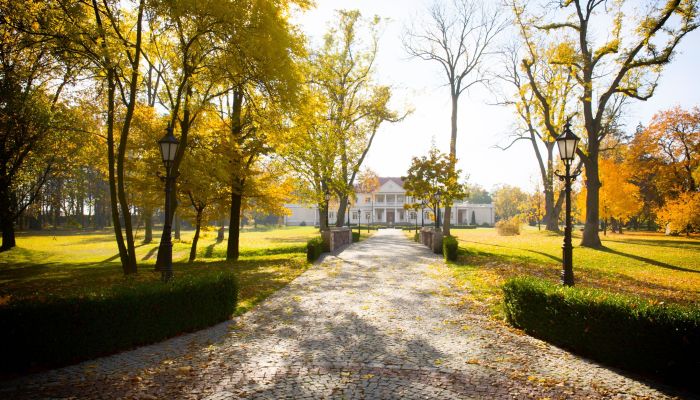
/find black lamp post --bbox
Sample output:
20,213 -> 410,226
555,120 -> 581,287
158,124 -> 179,282
435,189 -> 442,229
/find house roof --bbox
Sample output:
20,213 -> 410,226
354,176 -> 405,192
378,177 -> 404,187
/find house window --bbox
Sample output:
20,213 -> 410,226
376,209 -> 383,220
354,211 -> 360,220
375,194 -> 384,203
410,212 -> 416,220
397,195 -> 405,203
398,210 -> 405,221
365,196 -> 371,203
386,194 -> 395,203
329,212 -> 335,220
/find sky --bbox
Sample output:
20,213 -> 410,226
292,0 -> 700,193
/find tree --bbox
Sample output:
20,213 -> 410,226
0,0 -> 84,250
528,0 -> 699,247
402,146 -> 467,229
657,191 -> 700,235
465,184 -> 492,204
630,107 -> 699,196
313,10 -> 404,228
578,158 -> 642,234
178,113 -> 229,262
496,16 -> 579,232
217,0 -> 307,260
523,184 -> 546,230
404,0 -> 506,236
493,185 -> 529,221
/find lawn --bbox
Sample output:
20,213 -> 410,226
0,226 -> 320,314
447,226 -> 700,314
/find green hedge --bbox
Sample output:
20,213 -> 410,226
352,232 -> 360,242
0,272 -> 237,373
306,237 -> 324,262
443,236 -> 458,261
413,232 -> 420,242
503,277 -> 700,387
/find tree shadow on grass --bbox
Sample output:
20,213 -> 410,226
598,246 -> 699,274
455,239 -> 562,266
603,237 -> 700,250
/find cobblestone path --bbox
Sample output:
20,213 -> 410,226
1,229 -> 688,399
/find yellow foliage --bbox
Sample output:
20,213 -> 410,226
657,192 -> 700,235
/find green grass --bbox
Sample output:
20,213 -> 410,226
447,226 -> 700,315
0,226 -> 319,314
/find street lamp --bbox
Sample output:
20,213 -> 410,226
158,124 -> 180,282
555,120 -> 581,287
435,189 -> 442,229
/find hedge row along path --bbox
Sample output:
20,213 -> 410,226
1,229 -> 682,399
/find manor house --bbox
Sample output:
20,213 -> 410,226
284,177 -> 495,227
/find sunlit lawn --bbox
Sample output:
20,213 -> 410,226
0,226 -> 319,314
448,226 -> 700,313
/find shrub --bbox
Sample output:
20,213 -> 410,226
0,272 -> 237,373
413,232 -> 420,242
306,237 -> 324,262
495,218 -> 520,235
299,221 -> 307,226
503,277 -> 700,387
352,232 -> 360,242
443,236 -> 458,261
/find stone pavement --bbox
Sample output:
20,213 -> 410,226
0,229 -> 689,399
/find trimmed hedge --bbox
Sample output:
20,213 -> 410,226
306,237 -> 324,262
0,272 -> 237,373
443,236 -> 458,261
352,232 -> 360,242
503,277 -> 700,387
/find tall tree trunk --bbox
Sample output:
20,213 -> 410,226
1,218 -> 15,251
105,70 -> 130,272
226,89 -> 244,261
0,187 -> 15,251
444,93 -> 459,236
143,207 -> 153,243
319,202 -> 329,231
227,189 -> 242,260
335,195 -> 348,227
217,214 -> 225,242
581,155 -> 602,247
189,208 -> 202,262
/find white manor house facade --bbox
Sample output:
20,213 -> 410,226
284,177 -> 495,227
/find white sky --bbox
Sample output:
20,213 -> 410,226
292,0 -> 700,193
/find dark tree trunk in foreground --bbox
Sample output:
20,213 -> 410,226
227,190 -> 242,260
143,207 -> 153,243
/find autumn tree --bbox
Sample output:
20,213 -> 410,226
657,191 -> 700,235
178,114 -> 229,262
465,184 -> 492,204
0,0 -> 89,250
523,184 -> 546,230
402,146 -> 467,229
404,0 -> 506,235
578,157 -> 642,235
313,10 -> 404,228
493,185 -> 529,221
216,0 -> 307,260
496,9 -> 580,232
524,0 -> 698,247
